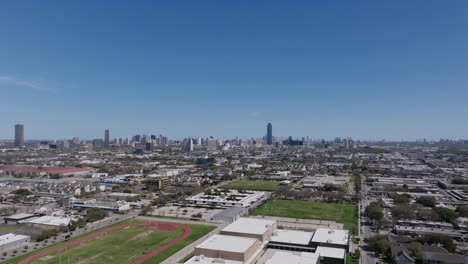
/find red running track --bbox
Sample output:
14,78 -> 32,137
18,221 -> 192,264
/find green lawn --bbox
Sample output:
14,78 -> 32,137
223,180 -> 281,191
5,220 -> 215,264
251,200 -> 356,231
0,225 -> 15,233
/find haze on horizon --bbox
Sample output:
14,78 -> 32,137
1,1 -> 467,141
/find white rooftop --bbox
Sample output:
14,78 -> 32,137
184,255 -> 242,264
315,246 -> 346,259
0,233 -> 30,245
108,192 -> 139,197
6,213 -> 35,220
311,228 -> 349,246
21,216 -> 71,226
196,234 -> 258,253
270,230 -> 314,246
265,251 -> 320,264
222,217 -> 276,235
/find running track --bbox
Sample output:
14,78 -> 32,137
18,221 -> 192,264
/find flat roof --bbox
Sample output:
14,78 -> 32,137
0,233 -> 30,245
185,256 -> 242,264
5,213 -> 35,220
311,228 -> 349,246
196,234 -> 258,253
316,246 -> 346,259
266,251 -> 320,264
21,216 -> 71,226
270,230 -> 314,246
108,192 -> 139,197
222,217 -> 276,235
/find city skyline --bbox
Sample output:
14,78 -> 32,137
1,1 -> 468,140
3,123 -> 467,143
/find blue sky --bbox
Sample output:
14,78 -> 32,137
1,1 -> 467,141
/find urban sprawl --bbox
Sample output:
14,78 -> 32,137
0,123 -> 468,264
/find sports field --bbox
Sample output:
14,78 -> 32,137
223,180 -> 281,191
5,220 -> 215,264
251,199 -> 356,231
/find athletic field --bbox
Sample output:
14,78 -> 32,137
5,220 -> 215,264
251,199 -> 356,231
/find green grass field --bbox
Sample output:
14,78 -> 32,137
251,200 -> 356,231
5,220 -> 215,264
223,180 -> 281,191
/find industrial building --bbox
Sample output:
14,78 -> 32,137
19,216 -> 71,227
187,190 -> 267,208
212,207 -> 247,222
268,229 -> 315,252
194,234 -> 261,262
0,233 -> 30,251
265,251 -> 320,264
185,255 -> 242,264
71,198 -> 130,212
220,218 -> 277,241
310,228 -> 350,251
315,247 -> 346,264
186,218 -> 350,264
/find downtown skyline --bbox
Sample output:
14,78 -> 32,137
1,1 -> 468,140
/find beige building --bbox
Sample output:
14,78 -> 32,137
194,234 -> 260,262
220,217 -> 277,241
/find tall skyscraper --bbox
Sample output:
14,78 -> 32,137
104,129 -> 110,147
15,124 -> 24,147
266,123 -> 273,145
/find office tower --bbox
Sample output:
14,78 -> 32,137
183,138 -> 194,152
104,129 -> 110,147
72,137 -> 81,145
146,142 -> 155,151
207,138 -> 217,151
343,137 -> 350,149
14,124 -> 24,147
266,123 -> 273,145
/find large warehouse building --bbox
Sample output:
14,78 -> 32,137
0,233 -> 31,251
194,234 -> 261,262
186,218 -> 350,264
220,217 -> 276,241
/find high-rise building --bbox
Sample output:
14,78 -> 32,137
266,123 -> 273,145
14,124 -> 24,147
207,138 -> 217,151
183,138 -> 194,152
104,129 -> 110,147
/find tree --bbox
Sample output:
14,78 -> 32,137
140,205 -> 151,216
415,196 -> 437,207
456,205 -> 468,218
408,242 -> 423,260
353,249 -> 361,259
191,212 -> 202,219
11,189 -> 32,196
366,202 -> 384,222
365,235 -> 391,255
392,205 -> 416,220
417,234 -> 456,253
432,207 -> 458,223
392,193 -> 411,204
85,208 -> 108,222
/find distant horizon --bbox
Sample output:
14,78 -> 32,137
1,1 -> 468,140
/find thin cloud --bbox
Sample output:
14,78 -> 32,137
0,76 -> 55,93
249,111 -> 262,118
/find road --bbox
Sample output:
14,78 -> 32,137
360,175 -> 379,264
